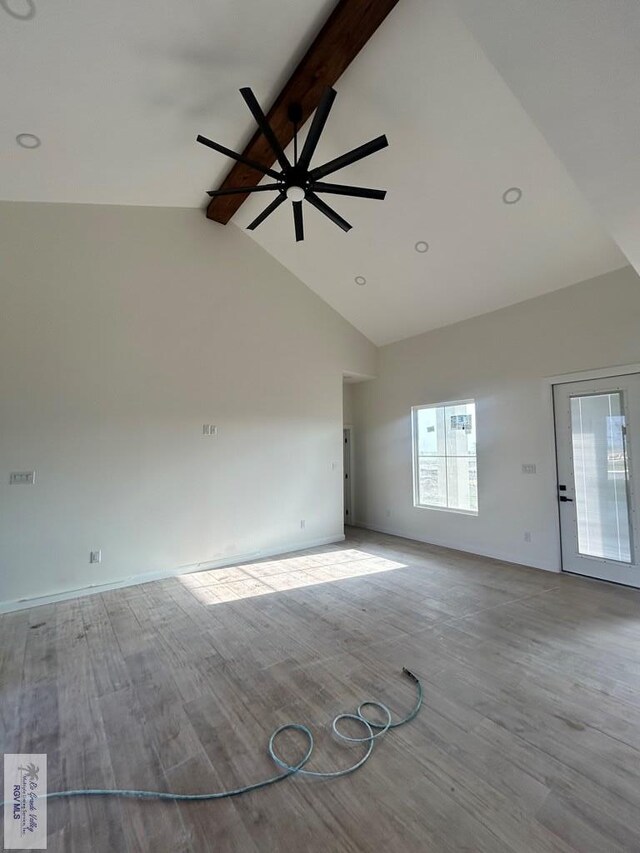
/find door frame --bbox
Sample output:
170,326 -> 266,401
545,362 -> 640,580
343,425 -> 354,527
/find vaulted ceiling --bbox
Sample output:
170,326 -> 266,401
1,0 -> 629,344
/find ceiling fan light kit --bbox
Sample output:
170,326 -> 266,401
198,86 -> 388,242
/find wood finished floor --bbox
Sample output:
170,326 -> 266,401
2,527 -> 640,852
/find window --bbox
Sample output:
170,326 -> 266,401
412,400 -> 478,514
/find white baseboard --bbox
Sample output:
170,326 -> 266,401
351,521 -> 560,574
0,533 -> 346,614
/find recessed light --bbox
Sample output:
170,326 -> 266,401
1,0 -> 36,20
414,241 -> 429,253
354,276 -> 366,286
16,133 -> 41,149
502,186 -> 522,205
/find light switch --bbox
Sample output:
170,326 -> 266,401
521,464 -> 537,475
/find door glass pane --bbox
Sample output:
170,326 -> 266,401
570,393 -> 632,562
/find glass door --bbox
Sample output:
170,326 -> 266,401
554,374 -> 640,586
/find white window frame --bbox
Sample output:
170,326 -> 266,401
411,399 -> 478,515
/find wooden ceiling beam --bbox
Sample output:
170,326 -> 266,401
206,0 -> 400,224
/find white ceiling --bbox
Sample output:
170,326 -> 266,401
454,0 -> 640,298
0,0 -> 335,206
1,0 -> 628,344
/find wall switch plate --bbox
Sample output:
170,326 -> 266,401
521,464 -> 537,475
10,471 -> 35,485
90,550 -> 101,564
202,424 -> 218,436
524,532 -> 532,543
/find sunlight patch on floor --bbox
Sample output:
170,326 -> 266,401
178,548 -> 406,605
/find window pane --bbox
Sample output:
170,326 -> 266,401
416,406 -> 446,456
570,393 -> 631,562
413,400 -> 478,513
446,456 -> 477,512
417,456 -> 447,507
445,402 -> 476,456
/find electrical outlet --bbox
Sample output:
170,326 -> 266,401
9,471 -> 35,485
524,532 -> 532,543
300,520 -> 306,529
90,550 -> 101,564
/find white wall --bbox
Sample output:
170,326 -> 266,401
353,266 -> 640,570
0,202 -> 376,609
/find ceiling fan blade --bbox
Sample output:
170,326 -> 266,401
311,182 -> 386,200
196,135 -> 281,180
297,87 -> 337,171
309,135 -> 389,181
293,201 -> 304,242
246,193 -> 286,231
207,183 -> 281,198
239,88 -> 291,171
306,192 -> 352,233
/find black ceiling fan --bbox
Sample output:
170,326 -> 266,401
197,87 -> 388,242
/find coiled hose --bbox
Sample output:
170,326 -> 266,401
6,667 -> 422,805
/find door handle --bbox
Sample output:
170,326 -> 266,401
559,496 -> 574,502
